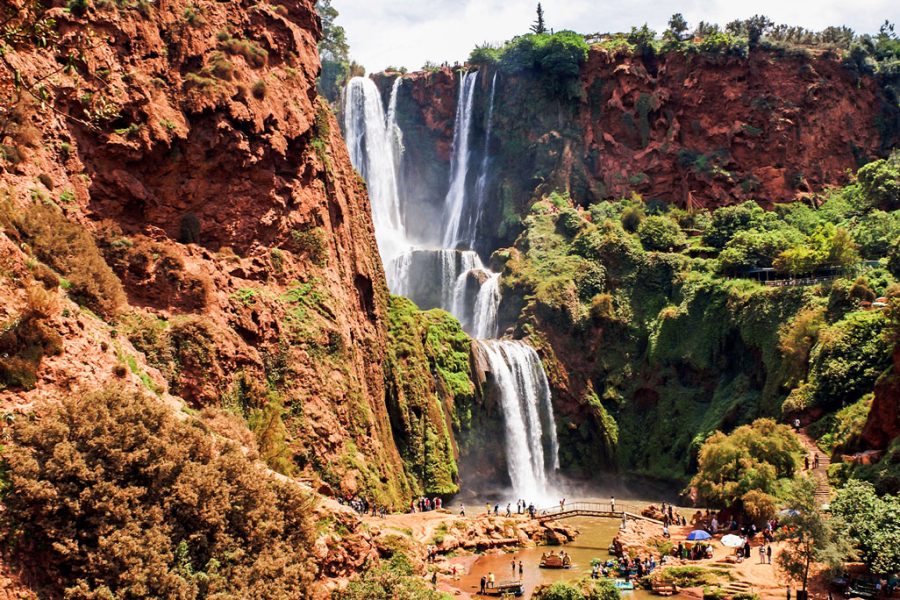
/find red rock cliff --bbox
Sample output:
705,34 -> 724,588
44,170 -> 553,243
384,47 -> 894,250
0,0 -> 415,506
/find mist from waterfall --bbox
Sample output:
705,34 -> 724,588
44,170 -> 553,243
476,340 -> 560,501
343,76 -> 407,264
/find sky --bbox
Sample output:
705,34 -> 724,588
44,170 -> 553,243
331,0 -> 898,73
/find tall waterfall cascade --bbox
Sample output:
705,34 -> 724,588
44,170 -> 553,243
343,77 -> 407,264
475,340 -> 560,500
343,70 -> 560,499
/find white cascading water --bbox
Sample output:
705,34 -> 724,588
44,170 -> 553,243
468,72 -> 498,250
442,71 -> 479,249
472,272 -> 500,339
476,340 -> 560,500
343,77 -> 407,264
343,71 -> 560,499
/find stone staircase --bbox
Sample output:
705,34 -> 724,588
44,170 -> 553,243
797,429 -> 833,504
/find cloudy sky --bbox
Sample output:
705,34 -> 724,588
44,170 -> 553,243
331,0 -> 897,73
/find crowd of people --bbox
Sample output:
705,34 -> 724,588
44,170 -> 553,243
592,553 -> 658,580
337,495 -> 386,517
410,496 -> 443,513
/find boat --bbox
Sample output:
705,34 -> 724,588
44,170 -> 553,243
539,551 -> 572,569
482,580 -> 525,597
614,578 -> 635,591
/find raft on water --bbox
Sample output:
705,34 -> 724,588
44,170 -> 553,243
482,581 -> 524,596
539,552 -> 572,569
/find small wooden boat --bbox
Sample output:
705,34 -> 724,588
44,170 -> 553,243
539,552 -> 572,569
482,580 -> 525,596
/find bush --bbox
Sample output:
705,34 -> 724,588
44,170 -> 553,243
0,286 -> 63,390
1,387 -> 316,598
702,202 -> 766,248
831,480 -> 900,575
637,216 -> 685,251
806,310 -> 891,410
620,204 -> 644,232
337,552 -> 445,600
291,225 -> 328,266
12,202 -> 126,318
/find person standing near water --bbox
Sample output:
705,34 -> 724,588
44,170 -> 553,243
519,560 -> 523,579
511,558 -> 516,576
488,571 -> 495,588
479,575 -> 486,594
611,496 -> 616,512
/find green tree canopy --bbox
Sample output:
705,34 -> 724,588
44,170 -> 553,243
637,215 -> 686,252
831,480 -> 900,575
691,418 -> 802,508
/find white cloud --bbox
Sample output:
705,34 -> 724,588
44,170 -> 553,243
331,0 -> 898,73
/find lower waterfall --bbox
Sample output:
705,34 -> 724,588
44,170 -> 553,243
475,340 -> 560,501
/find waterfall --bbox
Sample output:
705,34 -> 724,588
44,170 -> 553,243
342,71 -> 561,499
441,71 -> 479,249
469,72 -> 498,249
476,340 -> 560,500
343,76 -> 407,264
472,271 -> 500,339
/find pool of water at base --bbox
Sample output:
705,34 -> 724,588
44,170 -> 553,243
451,516 -> 656,599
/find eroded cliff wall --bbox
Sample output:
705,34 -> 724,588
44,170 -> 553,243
0,0 -> 436,507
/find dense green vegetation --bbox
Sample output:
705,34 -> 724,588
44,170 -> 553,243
316,0 -> 361,101
497,156 -> 897,482
384,296 -> 475,497
831,480 -> 900,574
336,552 -> 449,600
0,387 -> 316,598
469,30 -> 590,100
532,578 -> 621,600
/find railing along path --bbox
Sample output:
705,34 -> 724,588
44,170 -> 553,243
534,502 -> 663,525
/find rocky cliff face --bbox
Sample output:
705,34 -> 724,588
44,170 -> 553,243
0,0 -> 423,509
379,47 -> 895,251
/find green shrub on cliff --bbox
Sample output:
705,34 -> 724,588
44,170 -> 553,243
533,578 -> 621,600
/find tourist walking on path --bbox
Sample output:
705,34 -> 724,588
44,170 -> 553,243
767,545 -> 772,564
759,545 -> 766,564
610,496 -> 616,512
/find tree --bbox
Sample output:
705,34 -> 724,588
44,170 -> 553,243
530,3 -> 547,35
691,419 -> 802,509
776,477 -> 856,594
316,0 -> 351,101
637,216 -> 685,252
831,480 -> 900,574
857,157 -> 900,210
667,13 -> 689,41
745,15 -> 774,47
